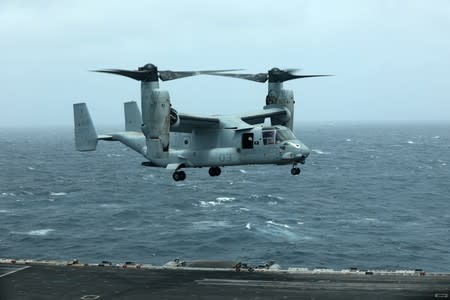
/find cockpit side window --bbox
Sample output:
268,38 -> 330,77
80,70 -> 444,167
262,130 -> 276,145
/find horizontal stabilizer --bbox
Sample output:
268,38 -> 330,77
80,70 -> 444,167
73,103 -> 98,151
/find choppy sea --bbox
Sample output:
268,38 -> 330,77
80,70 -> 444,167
1,123 -> 449,271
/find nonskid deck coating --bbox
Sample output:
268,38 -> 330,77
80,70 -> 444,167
1,259 -> 449,299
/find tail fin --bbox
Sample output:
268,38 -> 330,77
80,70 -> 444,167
73,103 -> 98,151
124,101 -> 142,132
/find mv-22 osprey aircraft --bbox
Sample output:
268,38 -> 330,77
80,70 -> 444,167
73,64 -> 330,181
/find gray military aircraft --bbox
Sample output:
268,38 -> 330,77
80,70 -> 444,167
73,64 -> 329,181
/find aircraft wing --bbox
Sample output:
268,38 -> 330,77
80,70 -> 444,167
170,113 -> 221,132
240,105 -> 291,125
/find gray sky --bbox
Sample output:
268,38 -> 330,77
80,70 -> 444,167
1,0 -> 449,127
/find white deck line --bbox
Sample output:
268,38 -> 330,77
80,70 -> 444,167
0,266 -> 30,278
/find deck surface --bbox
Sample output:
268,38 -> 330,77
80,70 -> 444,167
1,263 -> 449,299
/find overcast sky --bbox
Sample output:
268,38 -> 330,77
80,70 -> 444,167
0,0 -> 449,127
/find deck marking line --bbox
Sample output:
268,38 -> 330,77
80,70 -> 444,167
0,266 -> 31,278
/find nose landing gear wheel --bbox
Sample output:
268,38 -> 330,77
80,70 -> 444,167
208,167 -> 221,177
172,170 -> 186,181
291,167 -> 301,176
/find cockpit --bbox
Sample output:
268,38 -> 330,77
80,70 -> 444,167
262,128 -> 296,145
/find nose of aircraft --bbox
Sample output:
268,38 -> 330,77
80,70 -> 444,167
302,145 -> 310,157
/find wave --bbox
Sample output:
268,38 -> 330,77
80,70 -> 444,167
50,192 -> 67,196
99,203 -> 122,208
12,229 -> 55,236
191,220 -> 231,230
266,220 -> 290,229
198,197 -> 236,207
312,149 -> 330,155
1,192 -> 16,197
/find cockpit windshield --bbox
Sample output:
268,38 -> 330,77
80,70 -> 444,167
262,128 -> 295,145
276,129 -> 295,142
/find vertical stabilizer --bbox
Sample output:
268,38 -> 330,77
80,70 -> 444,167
124,101 -> 142,132
73,103 -> 98,151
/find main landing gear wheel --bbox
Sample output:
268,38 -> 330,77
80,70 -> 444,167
208,167 -> 221,177
172,170 -> 186,181
291,167 -> 301,176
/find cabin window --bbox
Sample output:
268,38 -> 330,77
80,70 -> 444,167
242,133 -> 254,149
262,130 -> 275,145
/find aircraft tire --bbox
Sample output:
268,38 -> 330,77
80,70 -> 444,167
291,167 -> 301,176
179,171 -> 186,181
209,167 -> 216,177
209,167 -> 221,177
173,172 -> 180,181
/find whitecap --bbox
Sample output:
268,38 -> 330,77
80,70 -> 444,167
407,140 -> 415,144
0,209 -> 9,213
27,166 -> 35,170
239,207 -> 250,211
199,201 -> 218,207
50,192 -> 67,196
216,197 -> 235,202
14,229 -> 56,236
268,201 -> 278,206
312,149 -> 330,155
29,229 -> 54,236
345,138 -> 352,142
266,220 -> 290,228
432,136 -> 440,139
199,196 -> 235,207
239,169 -> 247,174
297,221 -> 304,225
1,192 -> 16,197
245,223 -> 251,230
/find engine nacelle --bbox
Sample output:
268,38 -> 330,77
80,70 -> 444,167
141,83 -> 171,159
266,83 -> 295,130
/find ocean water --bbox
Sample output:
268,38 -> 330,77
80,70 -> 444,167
0,123 -> 449,271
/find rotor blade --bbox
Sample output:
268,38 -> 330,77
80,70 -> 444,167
159,69 -> 243,81
285,74 -> 333,82
206,72 -> 269,83
284,68 -> 302,73
92,69 -> 155,81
